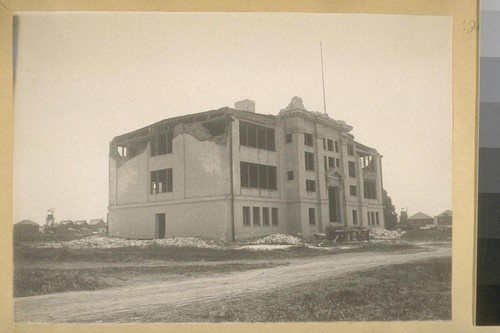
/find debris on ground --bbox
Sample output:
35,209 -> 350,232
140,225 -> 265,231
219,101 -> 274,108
369,228 -> 406,240
27,236 -> 223,249
250,234 -> 304,246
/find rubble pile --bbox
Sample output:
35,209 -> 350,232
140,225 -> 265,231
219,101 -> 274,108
369,228 -> 406,240
31,236 -> 222,249
251,234 -> 303,245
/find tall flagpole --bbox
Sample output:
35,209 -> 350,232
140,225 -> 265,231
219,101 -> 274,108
320,41 -> 327,114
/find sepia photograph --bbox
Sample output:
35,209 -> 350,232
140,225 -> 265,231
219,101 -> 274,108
11,11 -> 453,324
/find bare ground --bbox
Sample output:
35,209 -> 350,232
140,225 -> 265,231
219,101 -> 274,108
14,245 -> 450,323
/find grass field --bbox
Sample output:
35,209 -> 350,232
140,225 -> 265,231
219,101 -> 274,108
118,257 -> 451,323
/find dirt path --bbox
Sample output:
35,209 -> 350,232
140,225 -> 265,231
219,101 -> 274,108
14,245 -> 450,323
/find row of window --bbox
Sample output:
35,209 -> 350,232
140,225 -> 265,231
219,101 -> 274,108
360,155 -> 376,171
239,121 -> 276,151
242,206 -> 279,226
322,138 -> 339,152
367,211 -> 381,226
240,162 -> 277,190
324,156 -> 341,170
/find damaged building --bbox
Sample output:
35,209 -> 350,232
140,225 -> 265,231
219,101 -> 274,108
108,97 -> 385,240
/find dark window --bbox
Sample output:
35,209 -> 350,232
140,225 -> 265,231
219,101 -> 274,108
239,121 -> 275,151
249,163 -> 259,188
150,131 -> 173,156
266,128 -> 276,151
240,162 -> 249,187
272,208 -> 279,226
305,152 -> 315,171
347,144 -> 354,156
150,169 -> 173,194
364,180 -> 377,199
371,212 -> 376,226
352,210 -> 358,225
376,212 -> 380,225
243,207 -> 251,226
322,138 -> 327,150
327,139 -> 334,151
285,133 -> 292,143
348,161 -> 356,177
248,123 -> 257,148
328,156 -> 335,169
259,164 -> 268,189
306,179 -> 316,192
335,141 -> 339,153
350,185 -> 357,196
253,207 -> 260,225
309,208 -> 316,225
304,133 -> 313,146
287,171 -> 294,181
240,162 -> 277,190
336,158 -> 340,168
367,211 -> 371,225
324,156 -> 328,171
263,207 -> 270,226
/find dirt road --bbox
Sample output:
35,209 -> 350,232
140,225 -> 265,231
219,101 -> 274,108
14,245 -> 450,323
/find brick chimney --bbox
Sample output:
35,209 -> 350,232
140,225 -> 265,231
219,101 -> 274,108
234,99 -> 255,113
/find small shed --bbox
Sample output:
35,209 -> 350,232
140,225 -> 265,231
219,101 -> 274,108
74,220 -> 88,229
14,220 -> 40,235
89,219 -> 107,234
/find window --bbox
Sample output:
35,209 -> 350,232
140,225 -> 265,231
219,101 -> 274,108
263,207 -> 270,226
306,179 -> 316,192
350,185 -> 357,196
322,138 -> 327,150
304,132 -> 313,146
309,208 -> 316,225
328,157 -> 335,169
367,211 -> 371,225
336,158 -> 340,168
324,156 -> 328,171
253,207 -> 260,225
240,162 -> 277,190
360,155 -> 376,171
272,208 -> 279,226
347,144 -> 354,156
150,131 -> 173,156
243,207 -> 251,226
371,212 -> 375,226
376,212 -> 380,225
287,171 -> 294,181
305,152 -> 315,171
117,146 -> 128,157
364,180 -> 377,199
327,139 -> 334,151
150,169 -> 173,194
239,121 -> 275,151
348,161 -> 356,177
285,133 -> 292,143
352,210 -> 358,225
335,141 -> 339,153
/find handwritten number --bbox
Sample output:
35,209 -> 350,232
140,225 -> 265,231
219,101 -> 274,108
463,20 -> 478,34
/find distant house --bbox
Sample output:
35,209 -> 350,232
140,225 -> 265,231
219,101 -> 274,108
74,220 -> 88,228
60,220 -> 74,227
53,223 -> 69,234
14,220 -> 40,235
89,219 -> 107,234
436,210 -> 452,230
406,212 -> 434,229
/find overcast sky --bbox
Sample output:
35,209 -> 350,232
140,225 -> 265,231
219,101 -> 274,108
13,12 -> 452,224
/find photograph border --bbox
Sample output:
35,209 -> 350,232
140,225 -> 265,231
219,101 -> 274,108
0,0 -> 480,332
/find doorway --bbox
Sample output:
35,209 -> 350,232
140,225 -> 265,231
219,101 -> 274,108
155,213 -> 166,239
328,186 -> 340,223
